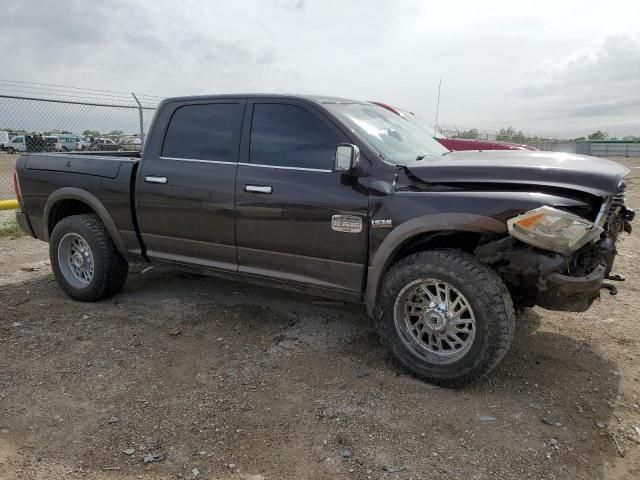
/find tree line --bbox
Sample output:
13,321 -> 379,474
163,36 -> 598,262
453,127 -> 639,142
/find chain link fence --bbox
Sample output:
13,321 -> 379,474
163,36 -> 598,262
438,126 -> 640,154
0,82 -> 159,223
438,125 -> 575,150
436,126 -> 638,153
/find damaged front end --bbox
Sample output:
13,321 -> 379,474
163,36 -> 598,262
475,183 -> 634,312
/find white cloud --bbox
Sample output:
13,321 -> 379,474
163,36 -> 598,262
508,33 -> 640,136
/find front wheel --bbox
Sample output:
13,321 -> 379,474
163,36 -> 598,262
377,250 -> 515,387
6,147 -> 15,154
50,214 -> 128,301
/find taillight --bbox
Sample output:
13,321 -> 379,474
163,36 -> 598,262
13,169 -> 22,204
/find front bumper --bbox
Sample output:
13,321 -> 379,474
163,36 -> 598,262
475,237 -> 615,313
536,264 -> 607,312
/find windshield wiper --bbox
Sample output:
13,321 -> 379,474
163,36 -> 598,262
416,152 -> 444,160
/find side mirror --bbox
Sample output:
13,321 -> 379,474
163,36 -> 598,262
334,144 -> 360,173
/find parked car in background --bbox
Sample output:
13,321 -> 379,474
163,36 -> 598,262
370,102 -> 538,151
437,137 -> 538,151
117,135 -> 143,151
43,136 -> 59,152
0,130 -> 9,150
118,135 -> 142,145
76,138 -> 91,151
4,134 -> 52,153
55,134 -> 84,152
4,135 -> 27,153
87,138 -> 121,151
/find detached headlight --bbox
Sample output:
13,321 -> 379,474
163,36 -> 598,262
507,206 -> 603,255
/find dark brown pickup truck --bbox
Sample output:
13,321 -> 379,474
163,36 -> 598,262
13,94 -> 634,386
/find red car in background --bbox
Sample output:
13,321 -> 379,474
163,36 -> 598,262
370,102 -> 538,151
437,137 -> 538,151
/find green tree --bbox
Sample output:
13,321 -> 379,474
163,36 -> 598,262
83,130 -> 101,138
42,129 -> 73,136
513,130 -> 526,143
497,127 -> 516,141
458,128 -> 479,139
107,130 -> 124,137
588,130 -> 607,140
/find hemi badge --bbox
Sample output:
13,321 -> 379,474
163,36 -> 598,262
372,219 -> 393,229
331,215 -> 363,233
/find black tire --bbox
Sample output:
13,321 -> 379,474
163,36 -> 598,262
6,147 -> 15,154
49,214 -> 128,301
376,250 -> 515,387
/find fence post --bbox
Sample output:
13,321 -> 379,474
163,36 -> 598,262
131,92 -> 144,144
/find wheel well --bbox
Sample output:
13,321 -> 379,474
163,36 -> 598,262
388,230 -> 491,268
376,231 -> 498,303
48,199 -> 95,235
369,230 -> 498,318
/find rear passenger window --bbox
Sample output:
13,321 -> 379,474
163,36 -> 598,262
250,103 -> 342,170
162,103 -> 241,161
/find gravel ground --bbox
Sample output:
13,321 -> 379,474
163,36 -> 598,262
0,157 -> 639,480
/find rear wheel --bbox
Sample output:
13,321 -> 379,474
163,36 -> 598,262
377,250 -> 515,387
50,214 -> 128,301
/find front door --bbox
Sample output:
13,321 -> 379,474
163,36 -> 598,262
136,99 -> 245,270
235,100 -> 369,292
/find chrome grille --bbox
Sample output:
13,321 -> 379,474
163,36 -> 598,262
606,181 -> 626,226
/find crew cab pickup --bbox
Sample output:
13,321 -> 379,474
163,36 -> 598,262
14,94 -> 634,387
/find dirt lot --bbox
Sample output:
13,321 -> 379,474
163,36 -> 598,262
1,158 -> 639,480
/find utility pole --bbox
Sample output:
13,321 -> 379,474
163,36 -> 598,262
434,78 -> 442,136
131,92 -> 145,144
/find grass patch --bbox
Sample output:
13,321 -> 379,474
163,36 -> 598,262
0,218 -> 23,237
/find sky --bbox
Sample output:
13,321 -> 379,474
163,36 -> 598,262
1,0 -> 640,138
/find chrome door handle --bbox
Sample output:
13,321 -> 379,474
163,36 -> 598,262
244,185 -> 272,194
145,176 -> 168,184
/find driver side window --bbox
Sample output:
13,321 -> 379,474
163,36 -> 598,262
249,103 -> 343,170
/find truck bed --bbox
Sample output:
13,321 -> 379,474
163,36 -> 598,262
24,152 -> 139,177
16,152 -> 142,258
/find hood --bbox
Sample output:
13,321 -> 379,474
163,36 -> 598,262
405,150 -> 629,197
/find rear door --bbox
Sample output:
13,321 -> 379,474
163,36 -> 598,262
235,99 -> 368,292
136,99 -> 245,270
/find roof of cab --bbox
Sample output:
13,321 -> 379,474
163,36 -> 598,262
160,93 -> 367,105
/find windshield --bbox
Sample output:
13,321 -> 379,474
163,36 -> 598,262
325,102 -> 449,165
401,112 -> 446,139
